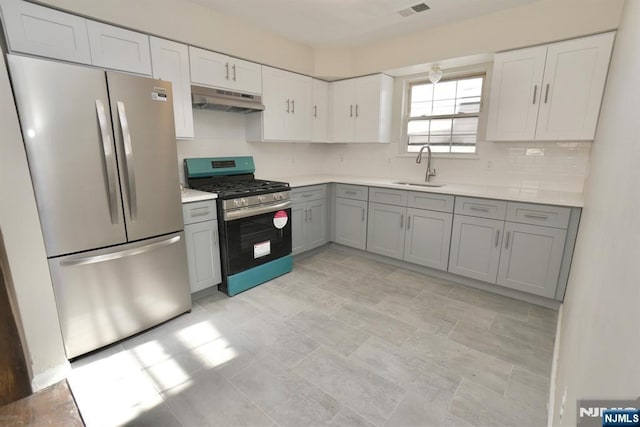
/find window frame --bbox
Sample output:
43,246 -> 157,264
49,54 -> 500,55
399,64 -> 491,159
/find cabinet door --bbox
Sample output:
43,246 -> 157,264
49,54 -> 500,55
184,220 -> 221,293
231,57 -> 262,95
366,203 -> 406,260
150,37 -> 194,138
486,46 -> 546,141
291,202 -> 306,255
334,197 -> 367,250
535,32 -> 615,141
189,47 -> 234,90
307,199 -> 327,250
287,72 -> 312,141
448,215 -> 504,283
330,79 -> 356,142
87,21 -> 151,75
354,74 -> 391,143
404,208 -> 452,271
261,66 -> 291,141
0,0 -> 91,63
312,79 -> 329,142
497,222 -> 566,298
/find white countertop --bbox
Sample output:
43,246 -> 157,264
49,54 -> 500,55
181,188 -> 217,203
263,174 -> 584,207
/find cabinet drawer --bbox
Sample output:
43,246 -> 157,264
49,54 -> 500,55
408,192 -> 454,213
182,200 -> 217,225
335,184 -> 368,201
506,202 -> 570,229
455,197 -> 507,220
369,187 -> 407,206
291,185 -> 326,202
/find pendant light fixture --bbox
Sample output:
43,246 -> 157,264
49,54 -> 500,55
428,65 -> 443,84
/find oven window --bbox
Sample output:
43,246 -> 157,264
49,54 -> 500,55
222,208 -> 292,275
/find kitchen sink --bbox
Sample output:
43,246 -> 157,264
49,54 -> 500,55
392,181 -> 446,188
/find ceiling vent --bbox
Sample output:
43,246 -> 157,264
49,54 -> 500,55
397,3 -> 430,17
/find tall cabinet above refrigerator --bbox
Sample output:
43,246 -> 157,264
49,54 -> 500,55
8,54 -> 192,359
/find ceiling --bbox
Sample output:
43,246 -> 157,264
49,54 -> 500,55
189,0 -> 540,48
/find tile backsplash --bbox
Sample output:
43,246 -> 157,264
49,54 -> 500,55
178,110 -> 591,193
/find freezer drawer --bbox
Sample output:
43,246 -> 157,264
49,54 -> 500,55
48,232 -> 191,359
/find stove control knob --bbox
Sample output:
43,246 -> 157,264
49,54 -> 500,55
274,193 -> 282,201
258,195 -> 266,203
234,199 -> 241,207
241,198 -> 248,206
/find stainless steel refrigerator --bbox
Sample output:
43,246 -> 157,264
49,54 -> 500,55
8,55 -> 192,359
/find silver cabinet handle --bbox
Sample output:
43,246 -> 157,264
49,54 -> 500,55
400,214 -> 404,229
286,99 -> 290,113
524,213 -> 549,220
225,62 -> 229,80
495,229 -> 500,247
505,231 -> 511,249
302,193 -> 313,198
190,207 -> 210,217
470,206 -> 490,213
309,207 -> 312,222
407,216 -> 412,230
232,64 -> 237,81
350,105 -> 353,118
305,208 -> 308,222
117,101 -> 137,222
291,99 -> 295,114
344,190 -> 357,195
361,207 -> 365,222
314,105 -> 317,118
355,104 -> 359,117
532,85 -> 537,104
544,83 -> 550,103
95,99 -> 119,225
61,235 -> 181,266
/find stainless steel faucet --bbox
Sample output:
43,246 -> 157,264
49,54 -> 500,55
416,144 -> 437,182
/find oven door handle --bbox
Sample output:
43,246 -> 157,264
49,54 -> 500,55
224,200 -> 292,221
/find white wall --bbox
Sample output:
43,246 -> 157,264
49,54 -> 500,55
551,1 -> 640,424
0,53 -> 68,389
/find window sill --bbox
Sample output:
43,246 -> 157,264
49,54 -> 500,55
398,153 -> 479,160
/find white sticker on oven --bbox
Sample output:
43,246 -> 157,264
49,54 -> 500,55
273,210 -> 288,229
254,241 -> 271,258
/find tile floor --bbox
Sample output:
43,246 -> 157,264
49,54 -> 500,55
68,245 -> 557,427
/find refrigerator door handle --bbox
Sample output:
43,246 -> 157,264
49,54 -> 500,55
117,101 -> 137,222
60,234 -> 181,267
95,99 -> 119,225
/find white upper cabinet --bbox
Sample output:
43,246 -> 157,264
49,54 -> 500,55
189,46 -> 262,95
311,79 -> 329,142
487,32 -> 615,141
87,21 -> 151,75
247,66 -> 312,142
0,0 -> 91,63
150,37 -> 194,139
330,74 -> 394,143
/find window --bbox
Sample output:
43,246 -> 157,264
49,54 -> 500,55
405,74 -> 484,154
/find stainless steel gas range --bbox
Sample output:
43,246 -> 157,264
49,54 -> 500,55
184,157 -> 292,296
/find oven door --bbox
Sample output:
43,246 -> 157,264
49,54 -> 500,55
221,202 -> 292,276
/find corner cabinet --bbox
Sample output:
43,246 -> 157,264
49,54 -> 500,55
330,74 -> 394,143
311,79 -> 330,142
487,32 -> 615,141
189,46 -> 262,95
150,37 -> 194,139
247,66 -> 312,142
182,200 -> 222,293
291,185 -> 328,255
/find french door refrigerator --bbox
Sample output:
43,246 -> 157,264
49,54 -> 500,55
8,55 -> 192,359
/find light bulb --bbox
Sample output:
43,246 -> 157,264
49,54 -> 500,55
428,65 -> 442,84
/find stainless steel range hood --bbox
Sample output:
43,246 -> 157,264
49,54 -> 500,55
191,84 -> 264,113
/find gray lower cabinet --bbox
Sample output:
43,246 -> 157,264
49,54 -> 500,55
404,207 -> 453,271
448,215 -> 504,283
291,198 -> 327,255
183,200 -> 221,293
334,197 -> 368,250
367,202 -> 406,259
496,222 -> 566,298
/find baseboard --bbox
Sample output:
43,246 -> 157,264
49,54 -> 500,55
547,303 -> 564,426
31,361 -> 71,391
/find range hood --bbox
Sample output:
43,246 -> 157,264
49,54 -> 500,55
191,85 -> 264,113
